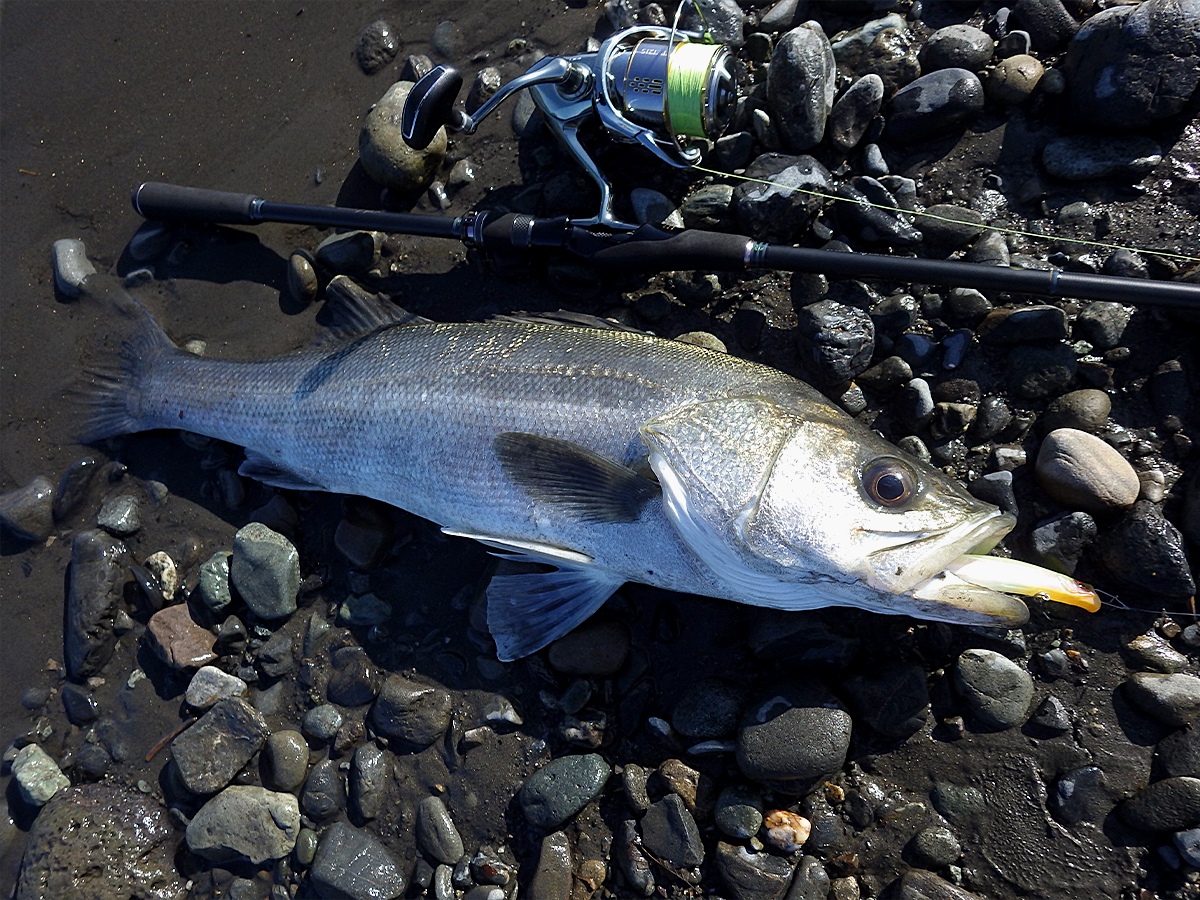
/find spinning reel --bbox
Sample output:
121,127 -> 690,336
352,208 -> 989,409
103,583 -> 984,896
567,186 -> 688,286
402,19 -> 736,230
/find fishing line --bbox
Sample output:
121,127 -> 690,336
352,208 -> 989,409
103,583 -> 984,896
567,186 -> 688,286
667,43 -> 721,139
692,163 -> 1200,265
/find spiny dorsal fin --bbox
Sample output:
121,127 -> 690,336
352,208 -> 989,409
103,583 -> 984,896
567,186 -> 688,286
488,309 -> 644,333
494,432 -> 659,524
316,274 -> 431,341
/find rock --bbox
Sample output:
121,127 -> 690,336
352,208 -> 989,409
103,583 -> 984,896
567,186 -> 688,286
1092,501 -> 1196,598
1062,0 -> 1200,130
65,530 -> 127,681
145,603 -> 217,669
1120,777 -> 1200,832
96,494 -> 140,537
986,54 -> 1044,104
303,704 -> 344,742
327,646 -> 382,707
736,677 -> 852,792
834,177 -> 922,245
829,13 -> 920,95
417,796 -> 465,864
894,377 -> 935,429
60,683 -> 99,725
371,674 -> 452,747
886,69 -> 984,145
170,698 -> 270,794
788,855 -> 832,900
15,783 -> 182,900
547,618 -> 629,675
301,758 -> 344,821
641,793 -> 704,867
953,648 -> 1034,729
1036,428 -> 1138,512
1042,389 -> 1110,433
921,25 -> 995,72
965,231 -> 1010,268
1127,631 -> 1189,673
1042,135 -> 1162,181
1050,766 -> 1113,826
919,205 -> 985,250
843,662 -> 929,738
1013,0 -> 1078,49
672,678 -> 746,740
230,522 -> 300,619
767,22 -> 836,152
519,753 -> 610,832
715,841 -> 795,900
829,74 -> 884,152
1124,673 -> 1200,726
51,238 -> 97,296
1030,511 -> 1097,575
185,665 -> 248,709
310,821 -> 406,900
716,783 -> 764,839
895,869 -> 988,900
762,809 -> 810,853
1155,726 -> 1200,780
53,456 -> 100,521
0,475 -> 54,541
528,832 -> 573,900
733,153 -> 833,243
858,356 -> 912,394
908,825 -> 961,867
11,744 -> 70,807
630,188 -> 680,228
678,0 -> 745,48
1175,827 -> 1200,868
350,743 -> 387,821
196,550 -> 233,614
286,249 -> 318,305
356,20 -> 399,75
796,300 -> 875,385
264,729 -> 309,792
979,305 -> 1068,344
359,81 -> 446,193
186,785 -> 300,864
1075,301 -> 1131,350
656,758 -> 713,818
256,629 -> 294,678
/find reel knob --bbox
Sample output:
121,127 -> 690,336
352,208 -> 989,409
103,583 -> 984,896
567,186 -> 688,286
402,65 -> 464,149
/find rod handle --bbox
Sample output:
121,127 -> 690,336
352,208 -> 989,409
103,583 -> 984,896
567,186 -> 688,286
132,182 -> 260,225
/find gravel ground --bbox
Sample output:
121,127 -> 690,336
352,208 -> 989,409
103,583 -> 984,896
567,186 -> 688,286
2,2 -> 1200,899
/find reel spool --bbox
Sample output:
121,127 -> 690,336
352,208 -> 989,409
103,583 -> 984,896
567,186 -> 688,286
402,24 -> 735,230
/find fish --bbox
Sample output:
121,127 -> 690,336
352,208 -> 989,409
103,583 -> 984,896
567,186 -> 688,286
79,276 -> 1095,660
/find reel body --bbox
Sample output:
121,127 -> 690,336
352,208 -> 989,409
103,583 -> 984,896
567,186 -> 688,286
403,25 -> 735,229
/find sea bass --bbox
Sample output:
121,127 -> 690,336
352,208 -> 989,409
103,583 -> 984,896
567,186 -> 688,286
82,280 -> 1088,659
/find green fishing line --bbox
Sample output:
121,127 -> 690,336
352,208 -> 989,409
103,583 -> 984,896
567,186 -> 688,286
667,42 -> 719,139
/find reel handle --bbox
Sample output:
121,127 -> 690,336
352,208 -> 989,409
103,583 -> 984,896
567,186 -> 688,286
402,66 -> 466,149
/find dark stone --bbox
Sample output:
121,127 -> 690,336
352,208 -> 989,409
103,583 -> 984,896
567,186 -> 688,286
256,630 -> 294,678
1091,501 -> 1195,599
1006,343 -> 1077,399
64,530 -> 127,681
301,759 -> 344,821
1075,301 -> 1131,350
1120,777 -> 1200,832
829,74 -> 885,152
170,698 -> 270,795
834,177 -> 922,245
978,306 -> 1068,344
54,457 -> 100,521
886,68 -> 984,145
767,21 -> 836,152
1154,726 -> 1200,780
61,683 -> 100,726
920,24 -> 995,72
1030,511 -> 1097,575
843,662 -> 929,738
1051,766 -> 1113,826
519,754 -> 610,832
310,821 -> 406,900
640,793 -> 704,868
733,153 -> 834,243
919,205 -> 986,249
371,674 -> 452,747
672,678 -> 747,739
715,842 -> 794,900
327,646 -> 382,707
1012,0 -> 1078,50
356,20 -> 399,75
350,743 -> 387,821
795,300 -> 875,385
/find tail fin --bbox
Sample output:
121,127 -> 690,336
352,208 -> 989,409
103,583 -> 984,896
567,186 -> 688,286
76,278 -> 178,441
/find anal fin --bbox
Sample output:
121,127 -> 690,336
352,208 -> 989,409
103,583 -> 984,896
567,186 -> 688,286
239,450 -> 328,492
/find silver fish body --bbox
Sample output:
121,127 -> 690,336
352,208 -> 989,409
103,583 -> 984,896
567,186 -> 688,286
85,286 -> 1028,659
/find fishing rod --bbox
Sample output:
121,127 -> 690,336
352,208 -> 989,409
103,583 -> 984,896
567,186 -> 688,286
131,181 -> 1200,309
130,11 -> 1200,309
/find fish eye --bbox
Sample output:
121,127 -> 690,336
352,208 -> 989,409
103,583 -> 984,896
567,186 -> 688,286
862,458 -> 917,509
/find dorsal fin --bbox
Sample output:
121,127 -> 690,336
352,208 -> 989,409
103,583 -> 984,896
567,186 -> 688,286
488,309 -> 644,333
316,275 -> 431,341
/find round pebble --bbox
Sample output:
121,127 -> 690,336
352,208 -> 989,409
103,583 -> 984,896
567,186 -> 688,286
1124,673 -> 1200,726
986,54 -> 1044,104
1120,777 -> 1200,833
953,648 -> 1034,730
908,825 -> 961,867
1042,135 -> 1163,182
370,674 -> 452,747
358,81 -> 447,193
417,796 -> 465,864
1035,428 -> 1138,512
886,68 -> 984,144
265,730 -> 310,792
920,24 -> 994,72
519,754 -> 610,832
303,704 -> 344,742
356,20 -> 399,75
715,784 -> 764,839
286,250 -> 318,305
829,74 -> 884,152
1041,390 -> 1110,433
767,21 -> 836,153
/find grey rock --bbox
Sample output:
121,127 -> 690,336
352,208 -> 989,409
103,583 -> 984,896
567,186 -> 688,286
835,177 -> 922,245
529,831 -> 573,900
371,674 -> 452,747
257,630 -> 294,678
1051,766 -> 1113,826
53,456 -> 100,521
715,783 -> 764,839
1104,247 -> 1151,280
829,74 -> 884,152
979,305 -> 1068,344
359,81 -> 446,193
302,759 -> 344,821
678,185 -> 733,228
733,153 -> 834,242
286,250 -> 318,306
919,205 -> 985,250
1093,501 -> 1196,599
921,25 -> 995,72
196,550 -> 233,613
1063,0 -> 1200,130
1127,631 -> 1189,673
356,20 -> 399,75
401,54 -> 433,84
843,662 -> 929,738
1030,511 -> 1097,575
16,783 -> 182,900
678,0 -> 745,48
465,66 -> 502,115
1013,0 -> 1078,50
895,869 -> 987,900
987,53 -> 1045,104
1042,389 -> 1111,433
519,753 -> 610,832
1154,726 -> 1200,780
672,678 -> 746,739
338,592 -> 392,626
953,648 -> 1034,729
641,793 -> 704,867
943,287 -> 992,326
311,821 -> 406,900
316,230 -> 379,277
630,188 -> 681,228
186,785 -> 300,864
768,22 -> 836,152
716,841 -> 795,900
887,68 -> 984,145
621,763 -> 651,815
547,618 -> 630,675
895,377 -> 935,430
303,703 -> 344,742
760,0 -> 805,33
1043,135 -> 1162,181
350,743 -> 387,821
861,142 -> 888,176
1006,342 -> 1077,399
418,796 -> 465,864
786,855 -> 831,900
51,238 -> 97,296
1124,672 -> 1200,726
170,698 -> 270,794
65,529 -> 127,681
796,300 -> 875,386
931,782 -> 987,827
830,13 -> 920,95
908,825 -> 961,867
857,356 -> 912,394
736,677 -> 852,792
60,683 -> 100,725
0,475 -> 54,541
12,744 -> 70,807
711,131 -> 756,171
231,522 -> 300,619
469,849 -> 513,886
185,665 -> 248,709
264,729 -> 309,792
328,646 -> 382,707
1120,777 -> 1200,832
965,231 -> 1010,267
1036,428 -> 1138,512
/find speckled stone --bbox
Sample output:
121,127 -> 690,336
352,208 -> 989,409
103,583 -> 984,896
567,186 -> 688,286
11,744 -> 70,807
186,785 -> 300,864
519,754 -> 610,832
1120,777 -> 1200,832
231,522 -> 300,620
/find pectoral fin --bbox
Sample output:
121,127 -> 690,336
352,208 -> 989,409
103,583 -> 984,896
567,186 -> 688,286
494,432 -> 658,524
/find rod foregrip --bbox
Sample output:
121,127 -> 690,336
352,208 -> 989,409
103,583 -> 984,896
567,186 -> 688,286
587,227 -> 752,270
132,182 -> 260,225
